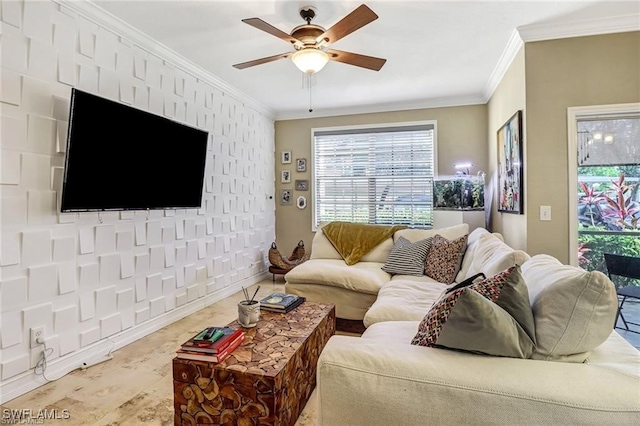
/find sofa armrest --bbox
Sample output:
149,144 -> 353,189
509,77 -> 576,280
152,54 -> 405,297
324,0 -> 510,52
317,324 -> 640,425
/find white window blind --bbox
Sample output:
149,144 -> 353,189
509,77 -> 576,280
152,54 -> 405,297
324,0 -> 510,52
313,123 -> 435,228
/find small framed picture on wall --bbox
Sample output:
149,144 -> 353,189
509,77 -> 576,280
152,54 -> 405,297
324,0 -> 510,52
281,170 -> 291,183
280,189 -> 292,205
297,196 -> 307,209
295,179 -> 308,191
282,151 -> 292,164
296,158 -> 307,172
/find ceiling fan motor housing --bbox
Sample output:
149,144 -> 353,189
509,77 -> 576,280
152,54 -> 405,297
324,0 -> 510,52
290,25 -> 325,47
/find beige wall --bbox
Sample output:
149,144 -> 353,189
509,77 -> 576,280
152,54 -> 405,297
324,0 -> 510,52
274,105 -> 488,251
524,31 -> 640,262
487,48 -> 527,250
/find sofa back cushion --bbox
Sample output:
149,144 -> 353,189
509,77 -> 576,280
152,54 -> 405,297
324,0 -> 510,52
310,222 -> 402,264
464,233 -> 530,280
394,223 -> 469,244
520,254 -> 618,362
310,225 -> 343,260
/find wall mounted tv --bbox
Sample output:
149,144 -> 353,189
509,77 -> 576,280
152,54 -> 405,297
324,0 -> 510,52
60,88 -> 209,212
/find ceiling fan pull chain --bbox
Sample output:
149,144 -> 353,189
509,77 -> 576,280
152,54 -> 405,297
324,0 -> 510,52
308,73 -> 313,113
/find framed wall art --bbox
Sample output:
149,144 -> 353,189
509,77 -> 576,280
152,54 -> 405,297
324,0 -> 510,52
280,189 -> 292,205
281,170 -> 291,183
497,110 -> 523,214
295,179 -> 308,191
296,196 -> 307,209
281,151 -> 291,164
296,158 -> 307,172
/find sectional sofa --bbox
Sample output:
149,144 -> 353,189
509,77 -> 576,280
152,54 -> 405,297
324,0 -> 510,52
285,223 -> 640,424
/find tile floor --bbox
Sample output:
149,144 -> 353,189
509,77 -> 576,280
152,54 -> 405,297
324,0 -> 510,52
3,279 -> 639,426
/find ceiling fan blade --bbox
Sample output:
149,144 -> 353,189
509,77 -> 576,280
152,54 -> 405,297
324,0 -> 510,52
316,4 -> 378,45
242,18 -> 303,47
233,52 -> 292,70
326,49 -> 386,71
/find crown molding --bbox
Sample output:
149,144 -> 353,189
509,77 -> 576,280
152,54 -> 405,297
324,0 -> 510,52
55,0 -> 276,120
517,13 -> 640,42
482,29 -> 524,103
275,94 -> 486,121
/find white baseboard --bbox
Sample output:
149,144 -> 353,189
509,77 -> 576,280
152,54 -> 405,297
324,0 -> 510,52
0,272 -> 269,404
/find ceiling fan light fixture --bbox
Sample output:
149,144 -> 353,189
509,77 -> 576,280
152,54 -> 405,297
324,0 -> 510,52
292,48 -> 329,74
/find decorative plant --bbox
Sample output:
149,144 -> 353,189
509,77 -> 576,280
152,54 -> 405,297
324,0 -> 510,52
578,182 -> 604,227
600,172 -> 640,230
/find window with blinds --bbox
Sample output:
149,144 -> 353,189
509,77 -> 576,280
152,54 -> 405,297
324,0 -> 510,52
312,123 -> 436,228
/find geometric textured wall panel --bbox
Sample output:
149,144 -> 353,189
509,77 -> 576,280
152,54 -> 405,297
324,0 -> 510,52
0,0 -> 274,397
0,311 -> 23,348
21,230 -> 52,268
54,305 -> 77,333
58,261 -> 77,295
99,313 -> 121,338
28,264 -> 58,303
0,276 -> 28,310
80,327 -> 100,347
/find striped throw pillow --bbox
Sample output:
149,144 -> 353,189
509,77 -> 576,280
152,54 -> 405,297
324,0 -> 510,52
382,236 -> 432,276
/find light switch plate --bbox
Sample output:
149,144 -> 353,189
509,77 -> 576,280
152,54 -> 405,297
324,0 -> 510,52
540,205 -> 551,221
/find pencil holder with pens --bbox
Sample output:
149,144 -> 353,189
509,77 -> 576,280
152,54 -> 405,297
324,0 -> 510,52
238,300 -> 260,328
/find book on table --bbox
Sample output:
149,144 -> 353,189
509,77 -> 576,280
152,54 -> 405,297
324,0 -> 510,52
180,327 -> 244,354
176,333 -> 245,363
259,293 -> 306,313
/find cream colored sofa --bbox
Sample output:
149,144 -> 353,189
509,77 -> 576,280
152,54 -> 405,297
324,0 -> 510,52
286,224 -> 640,424
286,224 -> 491,320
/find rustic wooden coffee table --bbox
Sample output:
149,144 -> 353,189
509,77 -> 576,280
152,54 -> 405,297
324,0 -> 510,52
173,302 -> 336,425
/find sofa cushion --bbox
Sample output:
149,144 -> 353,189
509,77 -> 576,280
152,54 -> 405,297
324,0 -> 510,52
520,254 -> 618,362
394,223 -> 468,244
382,237 -> 432,276
360,237 -> 394,263
320,222 -> 405,265
285,259 -> 390,295
310,225 -> 343,260
455,228 -> 492,282
364,279 -> 447,327
411,268 -> 536,358
464,233 -> 530,280
424,234 -> 468,284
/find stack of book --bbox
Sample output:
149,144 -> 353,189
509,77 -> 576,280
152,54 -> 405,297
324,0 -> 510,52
259,293 -> 306,313
176,327 -> 244,363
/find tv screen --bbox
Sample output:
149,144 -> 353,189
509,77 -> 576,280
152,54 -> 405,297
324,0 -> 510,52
61,89 -> 209,212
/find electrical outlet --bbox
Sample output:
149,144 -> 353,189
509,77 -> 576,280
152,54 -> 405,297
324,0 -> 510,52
30,326 -> 44,348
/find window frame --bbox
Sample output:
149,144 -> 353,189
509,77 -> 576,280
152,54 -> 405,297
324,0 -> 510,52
310,120 -> 438,231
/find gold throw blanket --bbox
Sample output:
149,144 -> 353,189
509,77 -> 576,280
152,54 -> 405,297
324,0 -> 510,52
322,222 -> 407,265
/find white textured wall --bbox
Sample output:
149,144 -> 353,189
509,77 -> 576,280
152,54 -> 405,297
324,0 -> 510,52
0,0 -> 275,400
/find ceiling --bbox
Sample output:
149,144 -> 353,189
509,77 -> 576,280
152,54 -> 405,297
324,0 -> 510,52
91,1 -> 639,120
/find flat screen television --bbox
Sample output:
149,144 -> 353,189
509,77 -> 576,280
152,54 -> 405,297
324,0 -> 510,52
60,88 -> 209,212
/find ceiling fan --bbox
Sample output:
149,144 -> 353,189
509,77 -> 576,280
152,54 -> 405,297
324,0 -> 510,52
233,4 -> 386,75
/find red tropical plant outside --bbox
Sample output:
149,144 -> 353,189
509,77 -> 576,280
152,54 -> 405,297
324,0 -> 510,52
579,182 -> 604,227
601,172 -> 640,230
